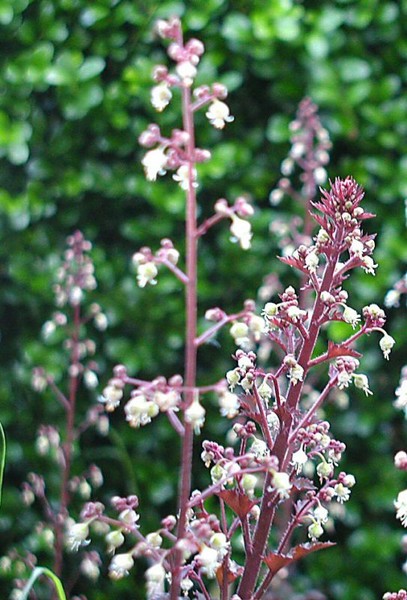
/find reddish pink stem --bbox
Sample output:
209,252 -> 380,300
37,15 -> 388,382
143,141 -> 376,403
53,303 -> 81,588
170,80 -> 199,598
237,253 -> 340,598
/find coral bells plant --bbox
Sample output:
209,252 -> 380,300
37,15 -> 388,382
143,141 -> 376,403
68,18 -> 395,600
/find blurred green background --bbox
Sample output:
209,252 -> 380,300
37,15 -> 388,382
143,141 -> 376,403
1,0 -> 406,598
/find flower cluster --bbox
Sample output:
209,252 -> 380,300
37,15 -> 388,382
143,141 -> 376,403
139,16 -> 234,190
99,366 -> 187,430
270,96 -> 331,209
132,238 -> 181,288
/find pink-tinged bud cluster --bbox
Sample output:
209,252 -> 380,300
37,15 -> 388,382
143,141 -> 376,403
53,230 -> 97,307
383,592 -> 407,600
100,368 -> 184,429
312,177 -> 375,256
270,97 -> 332,208
131,239 -> 181,288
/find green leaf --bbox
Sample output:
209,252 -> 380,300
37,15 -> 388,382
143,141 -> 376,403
78,56 -> 106,81
20,567 -> 67,600
0,422 -> 5,506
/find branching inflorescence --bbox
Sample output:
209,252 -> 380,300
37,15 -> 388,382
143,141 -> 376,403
2,231 -> 110,599
61,18 -> 395,600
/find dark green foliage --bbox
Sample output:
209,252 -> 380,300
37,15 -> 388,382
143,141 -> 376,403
0,0 -> 406,598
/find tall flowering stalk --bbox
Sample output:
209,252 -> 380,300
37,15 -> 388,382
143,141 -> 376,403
73,19 -> 395,600
2,231 -> 108,599
383,274 -> 406,600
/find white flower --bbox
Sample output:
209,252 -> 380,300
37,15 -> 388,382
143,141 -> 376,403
269,188 -> 283,205
342,473 -> 356,488
105,530 -> 125,554
211,463 -> 226,484
181,578 -> 194,592
394,377 -> 407,412
361,255 -> 377,275
237,352 -> 254,371
249,314 -> 265,340
313,504 -> 329,523
384,289 -> 401,308
230,321 -> 250,346
146,532 -> 163,549
379,333 -> 395,360
205,100 -> 234,129
281,158 -> 293,176
395,489 -> 407,526
257,380 -> 272,402
142,148 -> 167,181
94,312 -> 108,330
352,373 -> 373,396
99,383 -> 123,412
226,368 -> 241,391
349,239 -> 364,258
84,370 -> 99,389
230,215 -> 252,250
313,167 -> 327,184
210,532 -> 230,559
151,82 -> 172,111
320,291 -> 335,304
154,390 -> 180,412
146,563 -> 166,598
36,434 -> 50,456
185,398 -> 206,433
290,142 -> 305,158
308,520 -> 324,541
288,363 -> 304,385
42,320 -> 56,339
241,473 -> 257,498
108,552 -> 134,579
176,61 -> 197,86
316,460 -> 334,481
291,447 -> 308,474
80,555 -> 100,581
263,302 -> 278,317
342,306 -> 360,328
270,471 -> 292,500
241,374 -> 254,392
316,228 -> 330,244
334,482 -> 351,503
69,286 -> 83,306
196,545 -> 220,578
219,391 -> 240,418
137,262 -> 158,288
287,306 -> 306,323
250,437 -> 269,458
172,164 -> 198,190
124,395 -> 159,428
305,250 -> 319,273
267,411 -> 281,439
337,370 -> 352,389
32,370 -> 47,392
118,508 -> 140,527
66,522 -> 90,552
